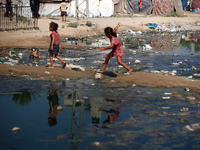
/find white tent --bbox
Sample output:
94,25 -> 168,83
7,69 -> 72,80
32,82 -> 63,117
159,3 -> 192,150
39,0 -> 114,17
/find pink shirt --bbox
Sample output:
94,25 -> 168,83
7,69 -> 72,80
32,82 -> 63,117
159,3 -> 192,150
50,31 -> 60,45
110,36 -> 123,57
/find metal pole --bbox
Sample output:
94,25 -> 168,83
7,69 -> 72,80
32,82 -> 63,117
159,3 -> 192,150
86,0 -> 89,20
75,0 -> 79,19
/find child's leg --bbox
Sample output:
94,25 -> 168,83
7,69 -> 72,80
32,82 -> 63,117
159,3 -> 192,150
117,57 -> 132,73
100,52 -> 113,72
55,54 -> 65,64
49,53 -> 54,68
55,54 -> 66,68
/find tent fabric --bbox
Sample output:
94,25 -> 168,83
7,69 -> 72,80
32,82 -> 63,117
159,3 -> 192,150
181,0 -> 188,10
114,0 -> 128,14
173,0 -> 183,14
152,0 -> 174,15
192,0 -> 200,9
39,0 -> 113,17
127,0 -> 153,15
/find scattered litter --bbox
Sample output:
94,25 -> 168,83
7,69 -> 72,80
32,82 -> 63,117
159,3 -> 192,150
192,66 -> 196,71
171,92 -> 180,97
66,64 -> 85,71
193,74 -> 200,77
164,92 -> 172,95
187,76 -> 193,79
143,44 -> 152,50
92,142 -> 100,146
45,71 -> 50,74
57,106 -> 63,111
132,84 -> 136,87
134,60 -> 141,64
125,29 -> 136,35
161,107 -> 171,110
185,123 -> 200,131
162,97 -> 170,100
11,127 -> 20,132
94,72 -> 103,80
184,88 -> 190,92
137,31 -> 142,35
180,107 -> 189,112
186,97 -> 196,101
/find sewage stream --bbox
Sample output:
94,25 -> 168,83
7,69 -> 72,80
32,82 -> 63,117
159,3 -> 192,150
0,31 -> 200,150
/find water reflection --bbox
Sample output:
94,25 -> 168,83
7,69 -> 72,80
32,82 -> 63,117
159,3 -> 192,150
99,99 -> 121,129
47,89 -> 60,126
12,90 -> 40,106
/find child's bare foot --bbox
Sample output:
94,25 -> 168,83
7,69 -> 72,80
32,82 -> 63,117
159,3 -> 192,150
47,66 -> 54,69
128,69 -> 133,73
96,69 -> 104,73
62,63 -> 66,69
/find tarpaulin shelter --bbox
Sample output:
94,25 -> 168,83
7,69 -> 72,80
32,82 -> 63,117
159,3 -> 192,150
152,0 -> 174,15
114,0 -> 153,15
114,0 -> 128,14
182,0 -> 188,10
192,0 -> 200,9
39,0 -> 113,17
127,0 -> 153,15
152,0 -> 183,15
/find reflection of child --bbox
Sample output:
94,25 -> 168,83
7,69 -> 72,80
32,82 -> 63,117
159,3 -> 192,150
98,99 -> 121,128
29,49 -> 42,58
48,22 -> 66,69
47,89 -> 60,126
99,23 -> 132,75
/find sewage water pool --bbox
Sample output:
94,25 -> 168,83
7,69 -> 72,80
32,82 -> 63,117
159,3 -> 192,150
0,32 -> 200,150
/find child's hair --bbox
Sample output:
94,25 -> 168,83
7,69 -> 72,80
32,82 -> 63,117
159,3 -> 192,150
50,22 -> 59,31
104,27 -> 117,37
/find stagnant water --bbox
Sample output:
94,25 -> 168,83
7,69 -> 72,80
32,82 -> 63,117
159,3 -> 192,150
0,31 -> 200,150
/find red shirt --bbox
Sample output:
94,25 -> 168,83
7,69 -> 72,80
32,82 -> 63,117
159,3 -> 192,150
50,31 -> 60,45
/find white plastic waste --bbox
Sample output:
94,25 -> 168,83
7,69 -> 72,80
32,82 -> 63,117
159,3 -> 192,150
66,64 -> 85,71
11,127 -> 20,132
143,44 -> 152,50
125,29 -> 136,35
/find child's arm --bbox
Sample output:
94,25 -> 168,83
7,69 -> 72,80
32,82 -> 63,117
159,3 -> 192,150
51,35 -> 55,50
99,43 -> 114,51
113,22 -> 121,32
59,35 -> 61,49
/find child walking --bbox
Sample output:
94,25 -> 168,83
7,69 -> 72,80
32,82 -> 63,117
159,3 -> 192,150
48,22 -> 66,69
99,24 -> 132,74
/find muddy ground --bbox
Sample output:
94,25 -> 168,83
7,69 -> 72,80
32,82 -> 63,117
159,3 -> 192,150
0,11 -> 200,90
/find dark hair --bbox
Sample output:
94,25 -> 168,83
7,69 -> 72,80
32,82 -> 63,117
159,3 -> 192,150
50,22 -> 59,31
104,27 -> 117,37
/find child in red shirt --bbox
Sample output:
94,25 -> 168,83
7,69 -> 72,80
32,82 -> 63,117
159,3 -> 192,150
48,22 -> 66,69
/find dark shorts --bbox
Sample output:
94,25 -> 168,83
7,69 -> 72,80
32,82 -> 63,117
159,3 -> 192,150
48,44 -> 59,54
61,11 -> 67,17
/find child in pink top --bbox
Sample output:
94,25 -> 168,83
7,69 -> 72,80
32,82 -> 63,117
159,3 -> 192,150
48,22 -> 66,69
99,24 -> 132,74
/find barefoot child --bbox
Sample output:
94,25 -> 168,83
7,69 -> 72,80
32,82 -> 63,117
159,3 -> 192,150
48,22 -> 66,69
99,25 -> 132,74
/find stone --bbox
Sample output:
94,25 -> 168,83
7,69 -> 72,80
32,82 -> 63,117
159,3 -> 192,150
192,66 -> 196,70
57,106 -> 63,111
94,72 -> 103,80
11,127 -> 20,132
134,60 -> 141,64
171,92 -> 180,97
186,97 -> 196,101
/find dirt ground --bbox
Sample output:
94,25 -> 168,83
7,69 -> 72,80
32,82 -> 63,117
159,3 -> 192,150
0,11 -> 200,90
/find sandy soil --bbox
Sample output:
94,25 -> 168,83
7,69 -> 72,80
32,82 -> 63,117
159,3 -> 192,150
0,11 -> 199,49
0,64 -> 200,91
0,11 -> 200,90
